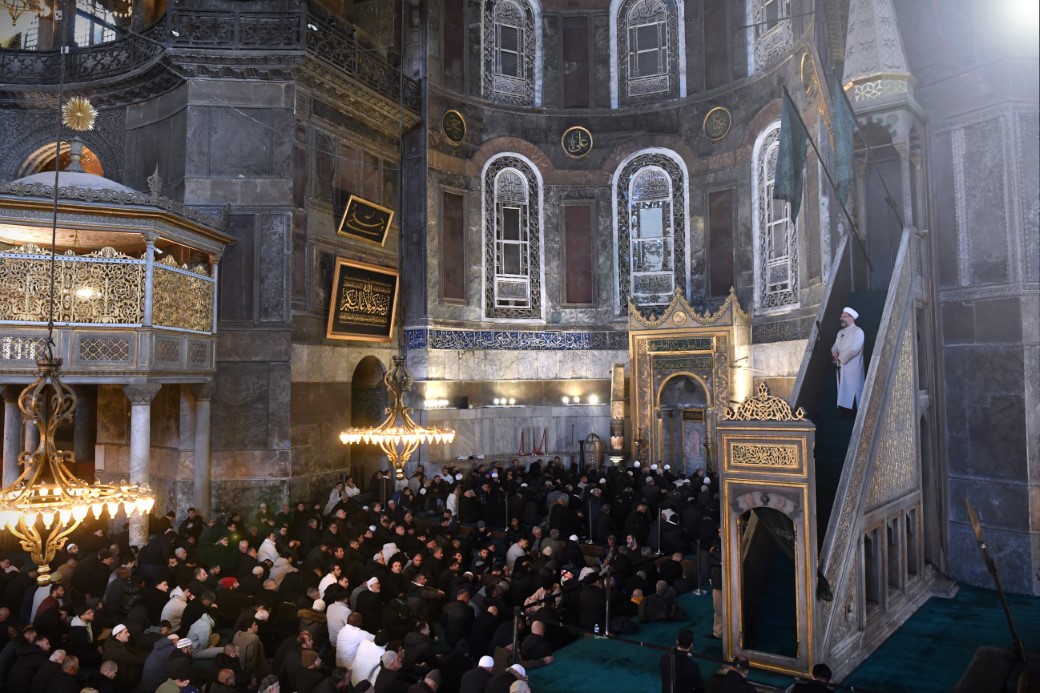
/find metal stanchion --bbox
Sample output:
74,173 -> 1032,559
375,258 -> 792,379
585,497 -> 594,544
691,539 -> 707,596
655,508 -> 664,556
511,606 -> 522,662
603,575 -> 611,637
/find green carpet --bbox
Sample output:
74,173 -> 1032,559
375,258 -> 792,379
527,585 -> 1040,693
528,592 -> 791,693
842,584 -> 1040,692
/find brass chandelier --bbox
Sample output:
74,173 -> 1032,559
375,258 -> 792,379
340,356 -> 455,480
0,90 -> 153,585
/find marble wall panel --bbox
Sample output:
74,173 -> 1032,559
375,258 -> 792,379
751,339 -> 808,378
962,117 -> 1011,284
558,352 -> 588,379
96,385 -> 129,445
947,521 -> 1033,595
211,362 -> 272,451
211,449 -> 292,480
948,477 -> 1029,532
258,213 -> 292,324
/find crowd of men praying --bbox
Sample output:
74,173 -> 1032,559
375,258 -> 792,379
0,457 -> 725,693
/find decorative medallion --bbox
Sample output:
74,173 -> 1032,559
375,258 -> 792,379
442,110 -> 466,146
702,106 -> 732,142
800,51 -> 817,96
672,311 -> 688,326
63,97 -> 97,132
723,382 -> 806,422
561,126 -> 593,159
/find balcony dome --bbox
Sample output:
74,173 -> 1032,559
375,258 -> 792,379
8,170 -> 139,194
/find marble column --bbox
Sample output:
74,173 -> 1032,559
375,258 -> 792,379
73,385 -> 97,465
124,383 -> 161,548
23,416 -> 39,455
2,386 -> 22,487
191,383 -> 214,520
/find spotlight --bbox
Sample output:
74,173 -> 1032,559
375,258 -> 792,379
587,394 -> 599,405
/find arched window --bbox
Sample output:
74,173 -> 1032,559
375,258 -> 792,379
75,0 -> 117,46
747,0 -> 791,73
611,0 -> 684,108
752,122 -> 799,311
613,149 -> 689,313
483,155 -> 543,320
483,0 -> 542,106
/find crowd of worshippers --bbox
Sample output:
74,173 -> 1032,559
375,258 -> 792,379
0,457 -> 723,693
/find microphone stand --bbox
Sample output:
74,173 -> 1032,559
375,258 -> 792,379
603,575 -> 611,637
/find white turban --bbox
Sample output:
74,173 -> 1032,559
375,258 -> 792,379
842,306 -> 859,320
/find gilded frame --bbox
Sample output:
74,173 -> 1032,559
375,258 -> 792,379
326,258 -> 399,342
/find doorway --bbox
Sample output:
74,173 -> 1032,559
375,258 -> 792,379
656,374 -> 708,475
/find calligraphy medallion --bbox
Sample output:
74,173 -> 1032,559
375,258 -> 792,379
442,110 -> 466,146
561,126 -> 594,159
702,106 -> 732,143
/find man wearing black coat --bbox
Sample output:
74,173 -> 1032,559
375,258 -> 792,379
440,589 -> 475,648
458,655 -> 495,693
660,630 -> 703,693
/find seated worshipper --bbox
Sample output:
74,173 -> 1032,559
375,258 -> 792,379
351,629 -> 390,687
519,620 -> 553,661
232,615 -> 270,687
298,598 -> 328,646
29,647 -> 65,693
66,603 -> 102,668
102,623 -> 146,680
289,649 -> 326,693
335,612 -> 374,670
639,580 -> 685,623
46,654 -> 81,693
141,634 -> 178,692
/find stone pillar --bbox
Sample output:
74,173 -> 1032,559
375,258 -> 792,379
124,383 -> 161,547
2,386 -> 22,487
191,383 -> 214,519
73,385 -> 97,465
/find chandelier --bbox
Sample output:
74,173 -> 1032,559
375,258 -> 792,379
340,356 -> 455,480
2,0 -> 46,25
0,90 -> 153,585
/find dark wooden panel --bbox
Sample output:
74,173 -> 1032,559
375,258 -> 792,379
564,204 -> 594,304
709,188 -> 735,297
442,191 -> 466,300
562,16 -> 590,108
704,0 -> 730,91
443,0 -> 465,92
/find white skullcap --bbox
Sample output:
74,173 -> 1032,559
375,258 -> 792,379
598,478 -> 606,484
478,655 -> 495,669
633,461 -> 640,468
367,577 -> 379,588
650,464 -> 658,470
842,306 -> 859,320
663,465 -> 670,471
703,476 -> 711,485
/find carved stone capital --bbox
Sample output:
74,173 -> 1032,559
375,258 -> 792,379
2,385 -> 21,405
191,382 -> 215,402
123,383 -> 162,405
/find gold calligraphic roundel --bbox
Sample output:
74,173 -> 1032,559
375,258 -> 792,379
702,106 -> 732,143
561,126 -> 594,159
442,110 -> 466,146
672,311 -> 688,326
800,52 -> 817,96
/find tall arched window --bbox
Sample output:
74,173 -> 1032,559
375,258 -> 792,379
752,122 -> 799,311
483,0 -> 542,106
483,155 -> 543,320
610,0 -> 685,108
747,0 -> 791,74
613,149 -> 689,313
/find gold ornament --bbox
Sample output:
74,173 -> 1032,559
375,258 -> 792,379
62,97 -> 97,132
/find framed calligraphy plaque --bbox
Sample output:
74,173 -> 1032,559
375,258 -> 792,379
326,258 -> 399,342
337,195 -> 395,246
561,125 -> 593,159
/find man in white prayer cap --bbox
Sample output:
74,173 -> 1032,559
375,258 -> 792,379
831,306 -> 865,412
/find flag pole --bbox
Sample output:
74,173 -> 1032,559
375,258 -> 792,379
780,86 -> 873,272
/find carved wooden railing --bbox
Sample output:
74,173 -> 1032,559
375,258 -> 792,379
815,228 -> 917,651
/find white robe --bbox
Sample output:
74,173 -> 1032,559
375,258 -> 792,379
832,323 -> 865,409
